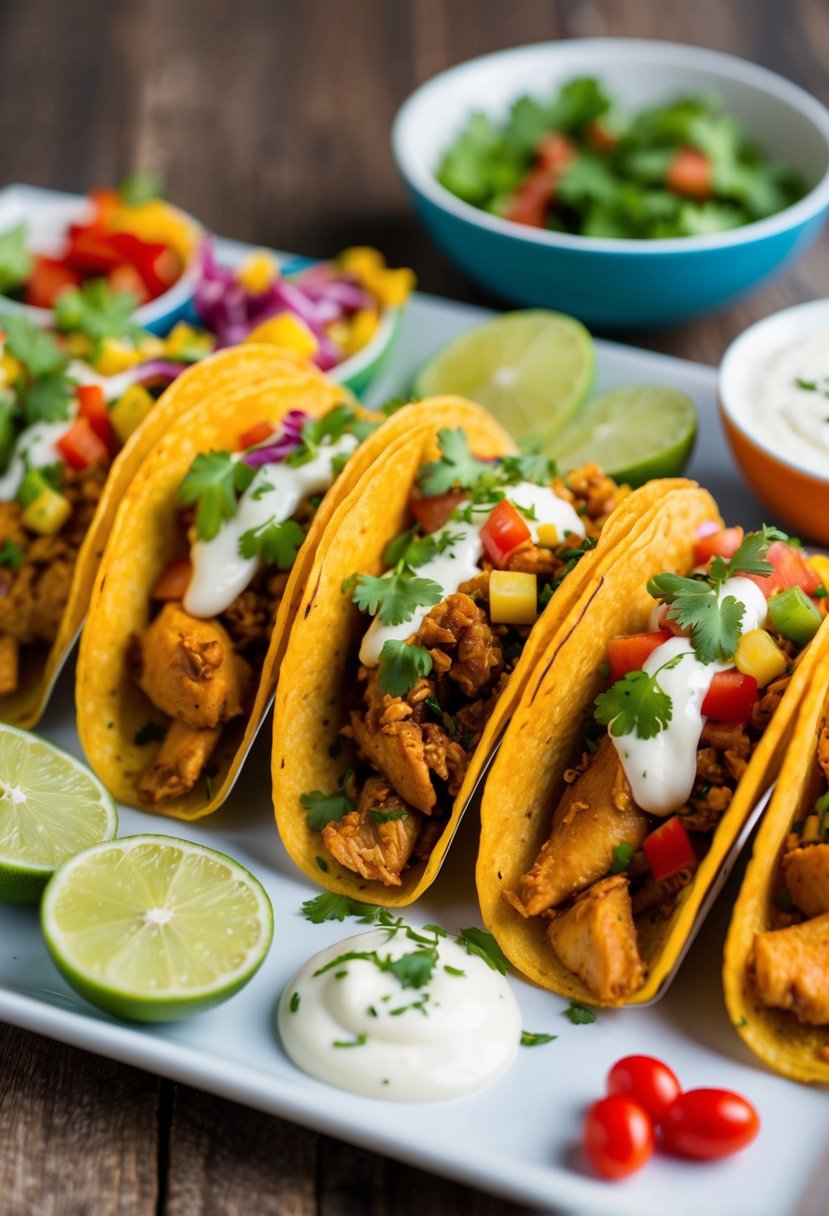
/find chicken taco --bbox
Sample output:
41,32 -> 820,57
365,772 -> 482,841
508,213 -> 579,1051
0,335 -> 316,728
724,614 -> 829,1083
272,418 -> 706,906
477,519 -> 829,1006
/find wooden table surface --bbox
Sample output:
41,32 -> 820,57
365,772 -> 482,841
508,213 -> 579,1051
1,1 -> 827,1212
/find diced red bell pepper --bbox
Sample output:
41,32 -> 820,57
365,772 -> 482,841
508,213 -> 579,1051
152,558 -> 192,601
480,499 -> 532,565
64,226 -> 124,275
701,671 -> 758,722
504,167 -> 555,228
537,133 -> 575,172
238,420 -> 275,450
744,541 -> 821,598
77,384 -> 115,450
693,526 -> 744,566
56,418 -> 109,471
607,633 -> 667,681
24,256 -> 82,309
409,490 -> 467,535
106,232 -> 181,297
643,817 -> 696,883
666,147 -> 712,200
107,263 -> 151,304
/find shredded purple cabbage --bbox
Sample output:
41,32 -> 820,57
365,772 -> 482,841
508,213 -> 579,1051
133,360 -> 189,384
241,409 -> 307,467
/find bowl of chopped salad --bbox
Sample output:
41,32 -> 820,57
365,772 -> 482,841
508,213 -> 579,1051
392,40 -> 829,327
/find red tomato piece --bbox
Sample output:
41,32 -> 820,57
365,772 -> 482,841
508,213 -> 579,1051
701,670 -> 758,722
56,418 -> 109,471
107,263 -> 151,304
586,120 -> 617,153
152,558 -> 193,601
583,1095 -> 654,1181
76,384 -> 114,449
660,1088 -> 760,1160
642,817 -> 696,883
24,256 -> 82,309
651,603 -> 685,637
480,500 -> 532,565
744,541 -> 821,597
666,147 -> 712,199
107,233 -> 181,297
409,490 -> 467,535
537,133 -> 575,172
504,167 -> 554,228
64,227 -> 124,275
693,526 -> 744,566
607,1056 -> 682,1123
607,633 -> 666,681
238,421 -> 275,450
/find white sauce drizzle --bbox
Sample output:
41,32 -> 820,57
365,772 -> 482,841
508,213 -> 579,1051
611,577 -> 768,816
184,433 -> 357,618
278,929 -> 521,1102
358,482 -> 585,667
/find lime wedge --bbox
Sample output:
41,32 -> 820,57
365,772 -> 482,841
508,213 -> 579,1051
413,310 -> 594,444
42,835 -> 273,1022
0,725 -> 118,905
550,385 -> 697,487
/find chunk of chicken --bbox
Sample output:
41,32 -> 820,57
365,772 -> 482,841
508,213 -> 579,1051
137,719 -> 222,806
348,670 -> 436,814
0,542 -> 74,644
419,593 -> 502,698
547,875 -> 647,1002
132,603 -> 253,730
782,845 -> 829,918
505,736 -> 649,917
752,913 -> 829,1026
322,777 -> 421,886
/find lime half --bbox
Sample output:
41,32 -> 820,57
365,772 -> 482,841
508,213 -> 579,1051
42,835 -> 274,1022
0,725 -> 117,905
413,310 -> 594,444
550,385 -> 697,487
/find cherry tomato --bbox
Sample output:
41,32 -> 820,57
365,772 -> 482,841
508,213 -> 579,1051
666,147 -> 712,199
701,670 -> 758,722
583,1095 -> 654,1180
607,632 -> 666,681
693,526 -> 744,566
642,816 -> 696,883
607,1056 -> 682,1123
744,541 -> 821,598
660,1088 -> 760,1160
409,490 -> 467,535
480,499 -> 531,565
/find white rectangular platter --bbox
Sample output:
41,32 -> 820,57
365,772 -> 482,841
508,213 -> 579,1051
0,208 -> 827,1216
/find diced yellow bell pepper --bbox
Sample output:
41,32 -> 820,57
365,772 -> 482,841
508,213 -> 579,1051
808,554 -> 829,594
107,200 -> 199,261
735,629 -> 788,687
163,322 -> 213,361
21,488 -> 72,535
489,570 -> 538,625
110,384 -> 155,445
0,350 -> 21,387
339,247 -> 385,279
95,337 -> 144,376
235,251 -> 279,295
801,814 -> 822,844
244,314 -> 318,359
370,266 -> 416,308
343,308 -> 379,355
136,334 -> 166,360
536,522 -> 559,548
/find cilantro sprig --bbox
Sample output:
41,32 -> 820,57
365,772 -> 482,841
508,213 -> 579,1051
594,653 -> 685,740
300,772 -> 356,831
2,315 -> 75,426
418,428 -> 556,500
377,639 -> 433,697
351,570 -> 443,627
54,280 -> 146,346
178,450 -> 255,541
238,517 -> 305,568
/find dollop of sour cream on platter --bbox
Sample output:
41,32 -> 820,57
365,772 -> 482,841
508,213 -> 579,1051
278,928 -> 522,1102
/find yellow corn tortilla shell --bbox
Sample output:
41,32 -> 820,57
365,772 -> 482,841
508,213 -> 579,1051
272,396 -> 711,905
476,487 -> 820,1007
1,344 -> 320,728
724,614 -> 829,1083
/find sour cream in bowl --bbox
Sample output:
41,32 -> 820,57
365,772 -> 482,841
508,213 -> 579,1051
719,299 -> 829,545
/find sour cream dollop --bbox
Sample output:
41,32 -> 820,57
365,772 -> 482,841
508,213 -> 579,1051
746,325 -> 829,479
278,928 -> 522,1101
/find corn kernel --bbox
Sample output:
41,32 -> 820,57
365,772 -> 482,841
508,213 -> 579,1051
235,251 -> 279,295
163,322 -> 212,361
0,350 -> 22,387
489,570 -> 538,625
244,314 -> 318,359
536,522 -> 559,548
808,554 -> 829,595
96,337 -> 143,376
110,384 -> 155,445
21,488 -> 72,535
339,246 -> 385,279
137,335 -> 165,360
735,629 -> 788,687
344,308 -> 379,355
370,267 -> 416,307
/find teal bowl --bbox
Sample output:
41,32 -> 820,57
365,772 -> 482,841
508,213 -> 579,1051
392,40 -> 829,329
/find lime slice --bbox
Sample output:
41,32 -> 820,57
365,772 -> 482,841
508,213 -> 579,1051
413,310 -> 594,444
0,725 -> 118,905
42,835 -> 273,1022
550,385 -> 698,487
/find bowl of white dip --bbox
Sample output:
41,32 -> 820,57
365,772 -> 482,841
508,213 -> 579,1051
719,299 -> 829,544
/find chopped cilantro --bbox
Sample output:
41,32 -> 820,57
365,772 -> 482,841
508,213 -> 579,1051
500,452 -> 557,484
20,372 -> 75,426
238,517 -> 305,568
369,808 -> 410,823
350,569 -> 443,626
133,721 -> 167,746
611,842 -> 634,873
332,1033 -> 367,1048
598,662 -> 610,679
54,280 -> 146,345
387,949 -> 437,989
377,639 -> 433,697
300,780 -> 355,832
444,965 -> 465,977
179,450 -> 255,541
736,1016 -> 748,1028
315,855 -> 329,873
0,222 -> 32,294
118,171 -> 165,206
564,1001 -> 597,1025
3,315 -> 67,378
773,888 -> 793,911
383,527 -> 464,571
418,427 -> 493,496
0,539 -> 24,570
521,1030 -> 557,1046
457,926 -> 509,975
287,404 -> 362,466
300,892 -> 397,924
594,653 -> 684,739
289,991 -> 300,1013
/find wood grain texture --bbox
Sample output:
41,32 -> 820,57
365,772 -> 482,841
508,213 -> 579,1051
0,0 -> 826,1212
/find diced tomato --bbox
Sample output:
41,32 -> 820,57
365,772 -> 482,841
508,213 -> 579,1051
693,526 -> 743,566
537,133 -> 575,172
586,120 -> 617,153
107,263 -> 151,304
24,256 -> 82,309
744,540 -> 821,598
76,384 -> 115,449
504,167 -> 554,228
701,670 -> 758,722
642,817 -> 696,883
409,490 -> 467,535
480,500 -> 532,565
152,558 -> 192,601
64,226 -> 124,274
607,633 -> 666,681
56,418 -> 109,471
666,147 -> 712,200
107,232 -> 181,296
652,603 -> 685,637
238,421 -> 275,450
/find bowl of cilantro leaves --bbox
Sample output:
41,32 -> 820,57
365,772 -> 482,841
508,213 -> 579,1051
392,40 -> 829,327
